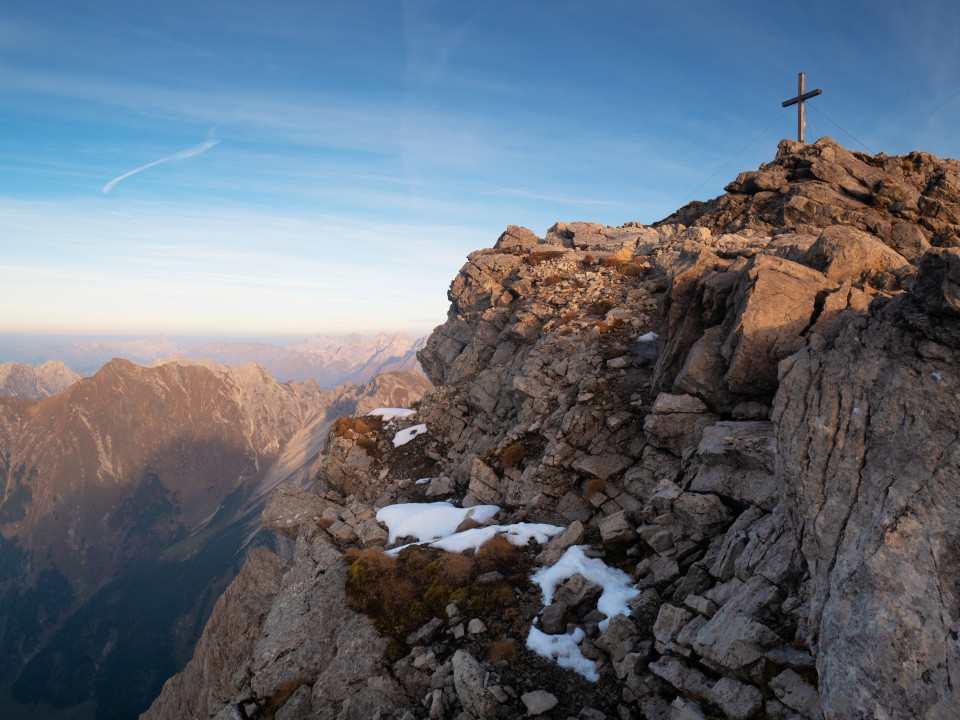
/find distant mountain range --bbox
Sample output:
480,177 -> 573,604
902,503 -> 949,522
0,332 -> 426,388
0,360 -> 82,400
0,357 -> 432,720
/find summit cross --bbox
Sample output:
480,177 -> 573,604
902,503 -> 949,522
782,72 -> 822,143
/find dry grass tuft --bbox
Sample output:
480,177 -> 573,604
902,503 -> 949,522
398,545 -> 438,576
477,536 -> 525,577
342,541 -> 530,651
488,638 -> 518,663
334,416 -> 384,438
498,442 -> 525,469
455,517 -> 482,533
344,547 -> 429,640
439,552 -> 476,586
584,477 -> 607,500
593,298 -> 616,315
582,253 -> 597,265
525,249 -> 566,266
355,436 -> 381,459
344,547 -> 397,583
600,255 -> 625,267
620,258 -> 650,277
334,416 -> 384,458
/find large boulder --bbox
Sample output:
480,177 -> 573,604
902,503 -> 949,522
804,225 -> 911,287
452,650 -> 500,718
262,483 -> 328,540
722,254 -> 835,395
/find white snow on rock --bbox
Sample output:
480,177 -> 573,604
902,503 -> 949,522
376,501 -> 499,544
637,331 -> 659,342
525,544 -> 641,681
393,423 -> 428,447
375,501 -> 630,685
432,523 -> 563,553
368,407 -> 416,421
532,545 -> 640,631
526,627 -> 598,681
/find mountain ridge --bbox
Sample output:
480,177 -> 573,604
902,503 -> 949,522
0,332 -> 426,386
143,137 -> 960,720
0,357 -> 432,720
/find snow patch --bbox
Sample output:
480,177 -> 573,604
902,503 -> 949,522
369,407 -> 416,421
526,627 -> 598,681
431,522 -> 563,553
637,331 -> 659,342
376,501 -> 499,544
532,545 -> 640,631
393,423 -> 428,447
375,500 -> 635,685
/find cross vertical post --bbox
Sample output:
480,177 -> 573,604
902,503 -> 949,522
797,73 -> 806,142
782,72 -> 822,143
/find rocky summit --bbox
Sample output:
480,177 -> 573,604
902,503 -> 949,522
144,137 -> 960,720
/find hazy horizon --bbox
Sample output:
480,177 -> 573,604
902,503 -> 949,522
0,329 -> 432,371
0,329 -> 428,347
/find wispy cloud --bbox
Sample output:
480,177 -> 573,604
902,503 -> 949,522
102,132 -> 220,193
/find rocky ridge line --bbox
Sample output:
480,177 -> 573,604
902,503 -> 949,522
144,137 -> 960,720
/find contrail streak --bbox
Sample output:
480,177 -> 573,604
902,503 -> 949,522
102,137 -> 220,193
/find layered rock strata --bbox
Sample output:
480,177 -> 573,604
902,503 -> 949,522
146,138 -> 960,720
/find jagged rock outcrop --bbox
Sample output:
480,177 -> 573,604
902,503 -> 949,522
147,138 -> 960,720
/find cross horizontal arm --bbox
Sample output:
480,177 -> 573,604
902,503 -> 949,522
782,88 -> 822,107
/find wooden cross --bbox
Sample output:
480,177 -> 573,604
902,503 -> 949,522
782,72 -> 822,142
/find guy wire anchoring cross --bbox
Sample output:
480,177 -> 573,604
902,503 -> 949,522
782,72 -> 822,143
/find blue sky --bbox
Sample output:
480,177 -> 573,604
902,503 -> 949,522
2,0 -> 959,338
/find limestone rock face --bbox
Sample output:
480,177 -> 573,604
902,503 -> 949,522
262,483 -> 328,540
775,282 -> 960,719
